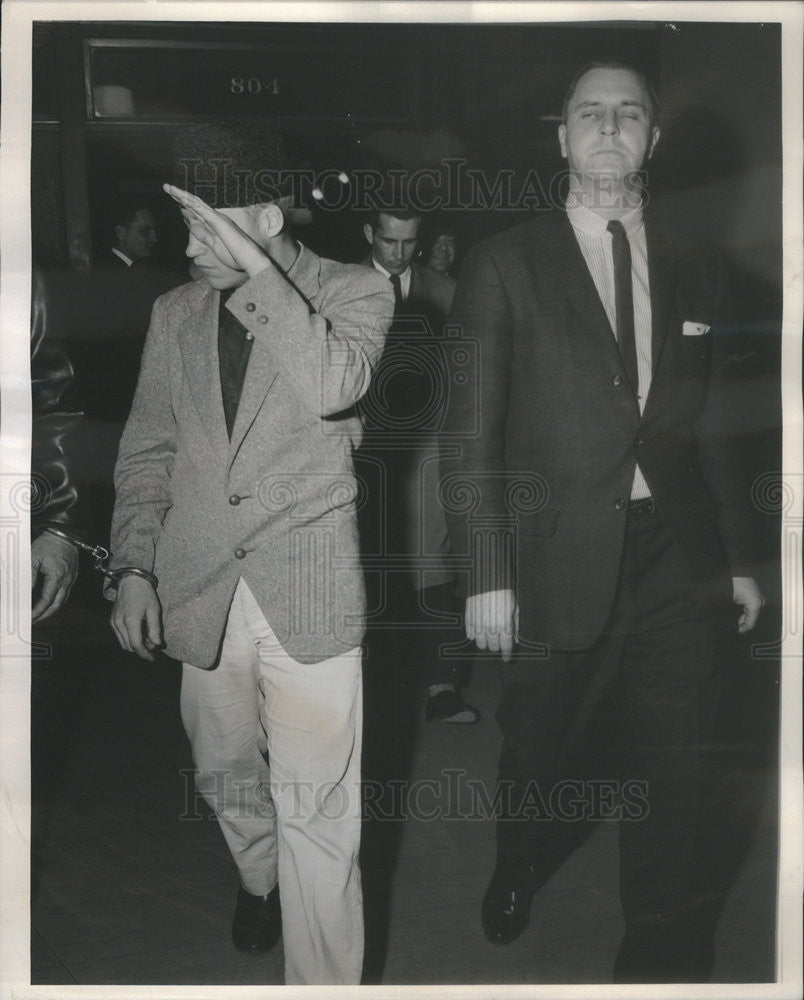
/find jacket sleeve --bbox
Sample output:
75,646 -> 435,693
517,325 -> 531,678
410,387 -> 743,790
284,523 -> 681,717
108,294 -> 177,582
30,267 -> 89,543
439,242 -> 516,598
227,261 -> 392,416
694,256 -> 759,576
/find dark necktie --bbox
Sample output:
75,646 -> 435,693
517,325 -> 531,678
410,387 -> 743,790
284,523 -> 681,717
390,273 -> 403,313
607,219 -> 640,398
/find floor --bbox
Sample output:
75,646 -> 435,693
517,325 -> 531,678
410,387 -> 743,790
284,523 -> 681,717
29,584 -> 780,989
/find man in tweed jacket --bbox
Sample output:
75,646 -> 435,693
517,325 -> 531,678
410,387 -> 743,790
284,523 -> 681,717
107,119 -> 392,985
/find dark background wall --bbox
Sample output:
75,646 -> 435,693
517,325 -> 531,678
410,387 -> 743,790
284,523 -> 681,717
32,20 -> 781,282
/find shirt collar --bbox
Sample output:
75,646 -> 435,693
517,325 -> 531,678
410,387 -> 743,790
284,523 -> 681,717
565,194 -> 644,239
371,258 -> 411,285
111,247 -> 134,267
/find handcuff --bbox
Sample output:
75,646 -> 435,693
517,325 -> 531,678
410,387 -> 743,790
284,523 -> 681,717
39,525 -> 158,590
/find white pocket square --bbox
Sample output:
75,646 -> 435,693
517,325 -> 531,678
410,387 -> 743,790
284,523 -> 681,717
683,321 -> 710,336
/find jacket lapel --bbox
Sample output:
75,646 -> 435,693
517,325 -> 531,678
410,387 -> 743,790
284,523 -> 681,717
540,213 -> 619,351
176,282 -> 230,460
227,246 -> 322,466
409,261 -> 424,302
227,337 -> 279,466
539,214 -> 641,402
641,223 -> 678,424
645,222 -> 677,378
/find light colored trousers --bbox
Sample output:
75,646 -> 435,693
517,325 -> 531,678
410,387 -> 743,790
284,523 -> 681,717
180,578 -> 364,985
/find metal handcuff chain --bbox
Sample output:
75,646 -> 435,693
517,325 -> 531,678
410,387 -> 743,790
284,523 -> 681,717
39,526 -> 158,590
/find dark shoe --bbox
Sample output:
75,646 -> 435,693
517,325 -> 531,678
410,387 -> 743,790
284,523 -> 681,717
425,687 -> 480,724
481,879 -> 534,945
232,885 -> 282,952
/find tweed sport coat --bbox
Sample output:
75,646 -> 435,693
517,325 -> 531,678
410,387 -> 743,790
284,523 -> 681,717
440,210 -> 756,653
109,244 -> 393,667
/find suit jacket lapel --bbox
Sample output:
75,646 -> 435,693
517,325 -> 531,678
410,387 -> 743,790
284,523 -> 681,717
641,223 -> 678,424
227,246 -> 322,466
539,212 -> 636,373
227,337 -> 279,466
645,222 -> 677,378
409,261 -> 424,302
177,283 -> 230,460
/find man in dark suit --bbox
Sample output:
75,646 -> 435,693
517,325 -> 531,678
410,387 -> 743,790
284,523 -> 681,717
441,62 -> 764,981
362,205 -> 479,723
107,200 -> 158,269
64,200 -> 166,552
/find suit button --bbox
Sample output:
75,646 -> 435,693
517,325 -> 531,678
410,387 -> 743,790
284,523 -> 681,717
635,438 -> 644,447
235,548 -> 246,559
612,374 -> 623,386
244,332 -> 255,341
229,495 -> 241,506
614,498 -> 626,511
258,315 -> 269,325
245,302 -> 256,312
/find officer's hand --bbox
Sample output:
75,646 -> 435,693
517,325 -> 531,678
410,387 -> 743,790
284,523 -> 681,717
110,575 -> 163,661
31,532 -> 79,623
163,183 -> 270,279
465,589 -> 519,662
732,576 -> 764,634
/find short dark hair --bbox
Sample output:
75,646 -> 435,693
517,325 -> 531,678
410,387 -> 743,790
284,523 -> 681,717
561,61 -> 660,127
366,204 -> 423,231
111,197 -> 153,231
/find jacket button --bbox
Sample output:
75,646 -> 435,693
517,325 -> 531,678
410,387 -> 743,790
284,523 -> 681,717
258,315 -> 269,325
635,438 -> 644,447
612,374 -> 623,386
245,302 -> 256,312
614,498 -> 626,511
229,495 -> 241,506
244,331 -> 254,341
235,548 -> 246,559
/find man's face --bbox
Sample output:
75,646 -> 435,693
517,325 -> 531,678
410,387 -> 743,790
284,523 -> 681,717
116,209 -> 158,260
428,233 -> 456,273
182,205 -> 255,290
558,68 -> 660,189
364,214 -> 421,275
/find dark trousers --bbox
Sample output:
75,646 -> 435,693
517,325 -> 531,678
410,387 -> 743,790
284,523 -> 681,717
494,502 -> 734,982
415,580 -> 468,688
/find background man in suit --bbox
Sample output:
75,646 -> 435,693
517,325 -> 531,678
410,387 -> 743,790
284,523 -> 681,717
108,200 -> 158,268
65,200 -> 166,556
362,204 -> 478,724
441,62 -> 764,982
107,118 -> 392,985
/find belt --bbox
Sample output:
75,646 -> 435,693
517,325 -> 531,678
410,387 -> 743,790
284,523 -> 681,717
628,496 -> 655,516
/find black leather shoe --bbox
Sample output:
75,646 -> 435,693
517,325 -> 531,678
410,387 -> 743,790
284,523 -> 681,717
425,687 -> 480,724
232,885 -> 282,952
481,879 -> 534,945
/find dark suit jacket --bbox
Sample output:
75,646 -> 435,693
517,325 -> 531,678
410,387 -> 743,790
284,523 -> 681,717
359,258 -> 457,586
441,210 -> 755,652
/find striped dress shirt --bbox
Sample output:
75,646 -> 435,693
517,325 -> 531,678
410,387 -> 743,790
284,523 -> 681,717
565,197 -> 652,500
